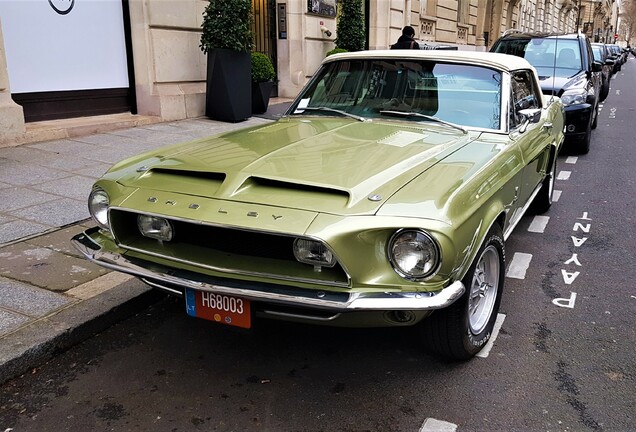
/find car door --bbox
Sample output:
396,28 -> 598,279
508,69 -> 551,217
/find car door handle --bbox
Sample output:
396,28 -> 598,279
542,122 -> 553,132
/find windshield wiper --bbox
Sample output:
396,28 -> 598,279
379,110 -> 467,134
294,106 -> 367,122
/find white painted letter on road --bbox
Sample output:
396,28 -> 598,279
571,236 -> 588,247
564,253 -> 582,267
553,292 -> 577,309
561,269 -> 580,285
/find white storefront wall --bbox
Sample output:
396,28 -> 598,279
0,0 -> 128,93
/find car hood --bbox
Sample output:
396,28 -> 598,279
109,118 -> 480,216
535,68 -> 586,95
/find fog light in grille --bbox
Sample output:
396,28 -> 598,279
137,215 -> 174,241
386,310 -> 416,324
293,238 -> 336,270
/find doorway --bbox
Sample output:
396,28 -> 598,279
252,0 -> 278,97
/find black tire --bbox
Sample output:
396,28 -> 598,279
420,225 -> 505,361
600,79 -> 609,102
531,151 -> 556,214
579,122 -> 591,154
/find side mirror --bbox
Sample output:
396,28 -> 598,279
518,108 -> 541,133
605,58 -> 615,65
591,60 -> 603,72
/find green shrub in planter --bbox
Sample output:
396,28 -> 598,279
251,52 -> 275,83
326,48 -> 348,57
200,0 -> 253,54
250,52 -> 275,114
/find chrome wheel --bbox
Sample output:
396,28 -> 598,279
467,245 -> 500,334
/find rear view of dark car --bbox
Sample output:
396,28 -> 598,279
591,43 -> 613,102
491,31 -> 602,154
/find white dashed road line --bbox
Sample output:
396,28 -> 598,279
557,170 -> 571,180
506,252 -> 533,279
565,156 -> 578,164
420,418 -> 458,432
528,215 -> 550,233
553,190 -> 562,202
476,313 -> 506,358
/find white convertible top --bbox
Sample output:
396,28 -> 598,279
323,49 -> 533,73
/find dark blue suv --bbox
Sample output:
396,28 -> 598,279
490,31 -> 602,154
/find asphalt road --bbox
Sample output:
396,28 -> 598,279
1,59 -> 635,432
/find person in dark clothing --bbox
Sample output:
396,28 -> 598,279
390,26 -> 420,49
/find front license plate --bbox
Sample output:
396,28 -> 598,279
185,288 -> 251,329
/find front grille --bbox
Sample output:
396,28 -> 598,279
109,209 -> 349,287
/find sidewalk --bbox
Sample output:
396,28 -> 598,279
0,100 -> 292,384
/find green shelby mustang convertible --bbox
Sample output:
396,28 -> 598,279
72,50 -> 565,360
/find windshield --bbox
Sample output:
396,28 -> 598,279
591,46 -> 602,62
289,58 -> 502,130
492,38 -> 582,77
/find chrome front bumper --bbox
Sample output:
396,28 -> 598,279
71,228 -> 465,312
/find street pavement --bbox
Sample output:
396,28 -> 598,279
0,101 -> 292,384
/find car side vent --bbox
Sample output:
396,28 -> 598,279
149,168 -> 226,182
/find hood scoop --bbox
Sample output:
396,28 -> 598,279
139,168 -> 227,196
235,176 -> 351,208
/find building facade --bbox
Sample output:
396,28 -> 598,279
0,0 -> 621,146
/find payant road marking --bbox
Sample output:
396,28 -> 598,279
506,252 -> 533,279
553,190 -> 562,202
528,215 -> 550,233
476,313 -> 506,358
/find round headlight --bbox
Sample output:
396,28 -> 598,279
88,187 -> 110,230
388,229 -> 440,280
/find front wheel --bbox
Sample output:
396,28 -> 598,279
420,225 -> 505,361
591,102 -> 599,129
531,152 -> 556,214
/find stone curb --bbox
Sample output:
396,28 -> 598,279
0,275 -> 166,385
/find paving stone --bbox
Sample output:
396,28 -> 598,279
107,127 -> 164,139
31,140 -> 100,154
0,146 -> 54,163
0,277 -> 71,317
31,175 -> 95,201
0,160 -> 70,186
72,133 -> 138,147
0,220 -> 51,245
0,243 -> 107,291
0,187 -> 57,212
77,144 -> 148,164
0,308 -> 29,336
0,214 -> 14,224
11,197 -> 89,227
25,224 -> 93,259
72,162 -> 112,179
35,154 -> 107,172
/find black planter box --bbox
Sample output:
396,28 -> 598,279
251,81 -> 274,114
205,49 -> 251,122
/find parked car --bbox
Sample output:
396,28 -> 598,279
72,50 -> 565,360
591,42 -> 613,102
606,44 -> 624,73
491,31 -> 602,154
